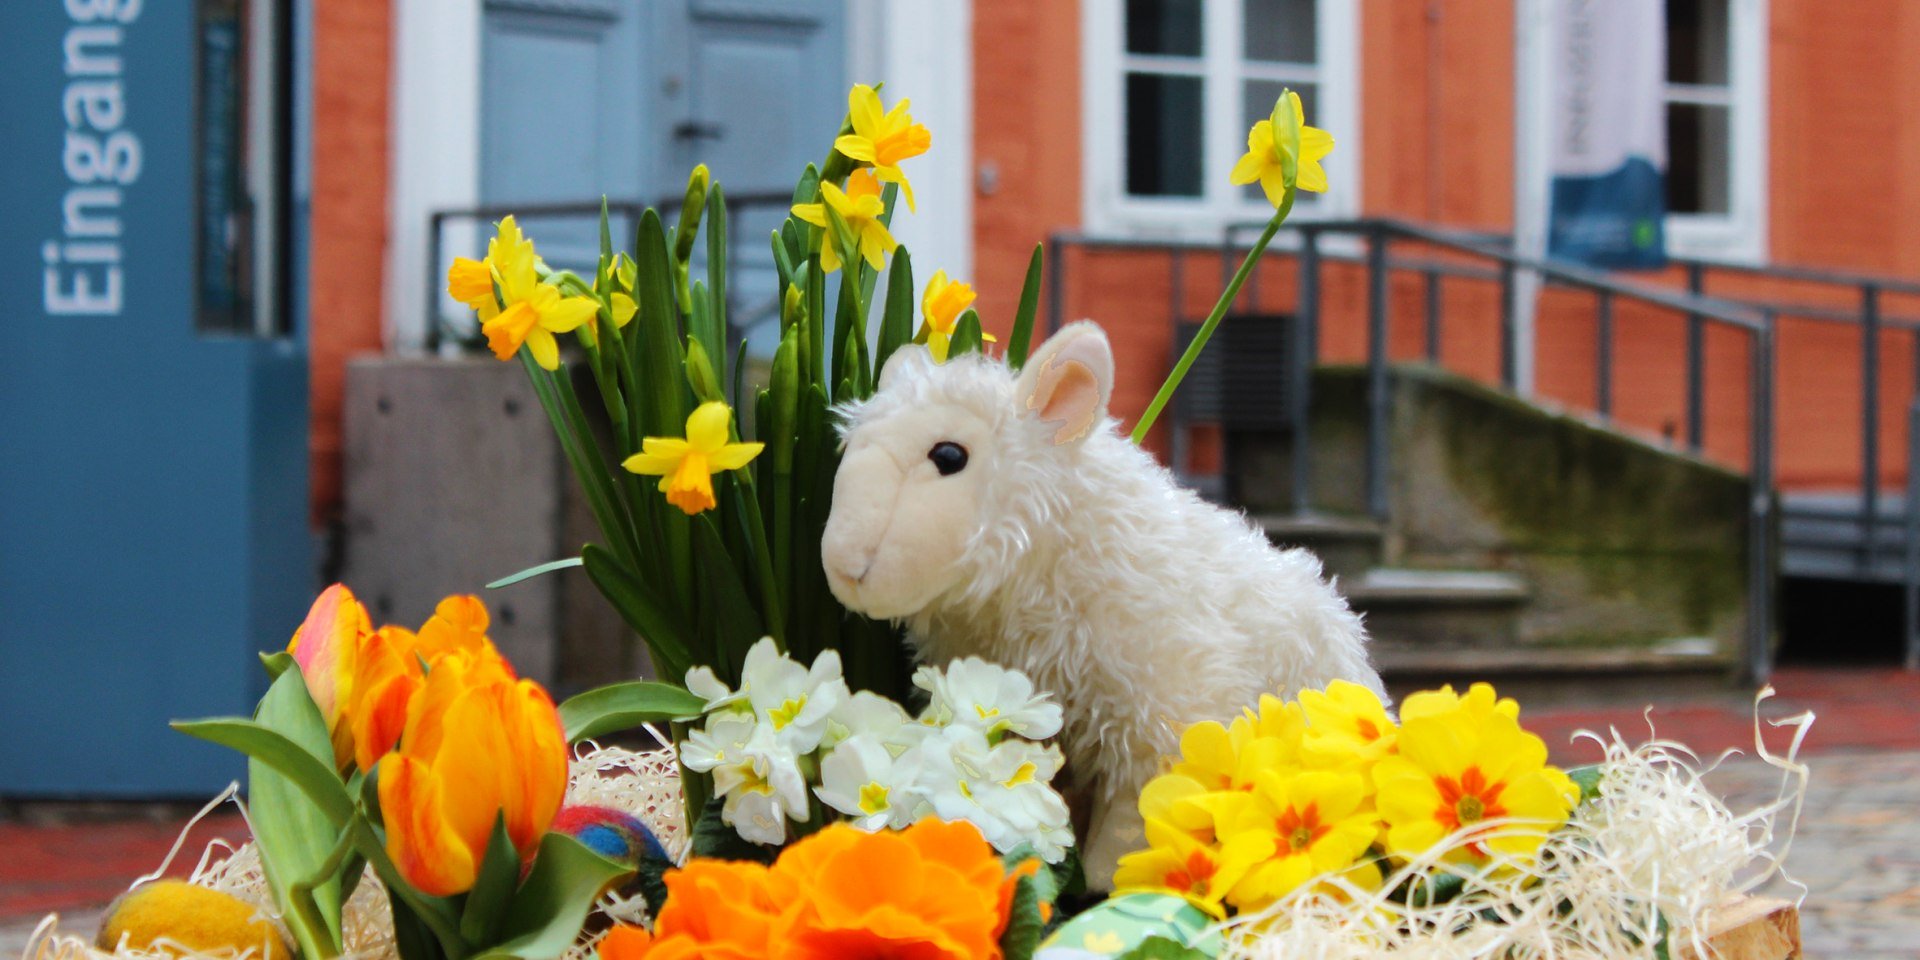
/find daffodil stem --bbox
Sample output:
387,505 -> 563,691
1131,197 -> 1293,444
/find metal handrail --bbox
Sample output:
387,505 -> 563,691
1047,216 -> 1779,682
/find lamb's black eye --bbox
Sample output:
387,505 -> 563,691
929,441 -> 969,476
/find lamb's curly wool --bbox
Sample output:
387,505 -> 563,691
825,322 -> 1383,886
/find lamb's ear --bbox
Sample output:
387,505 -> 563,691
1015,321 -> 1113,445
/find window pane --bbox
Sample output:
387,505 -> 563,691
1667,0 -> 1729,86
1127,0 -> 1203,57
1239,80 -> 1320,201
1667,102 -> 1730,214
1127,72 -> 1205,197
1245,0 -> 1316,64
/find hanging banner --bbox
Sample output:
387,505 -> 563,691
1547,0 -> 1667,269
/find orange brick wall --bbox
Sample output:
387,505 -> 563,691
307,0 -> 391,522
971,0 -> 1920,489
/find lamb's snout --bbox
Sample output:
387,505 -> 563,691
822,442 -> 903,611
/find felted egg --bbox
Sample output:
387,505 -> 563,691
551,804 -> 669,866
1035,891 -> 1222,959
95,880 -> 288,960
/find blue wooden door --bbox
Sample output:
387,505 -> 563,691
480,0 -> 845,340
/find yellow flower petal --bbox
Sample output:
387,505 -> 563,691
623,452 -> 682,476
541,295 -> 598,334
791,202 -> 828,228
525,327 -> 560,371
610,292 -> 637,327
684,401 -> 734,453
834,133 -> 877,163
706,441 -> 765,472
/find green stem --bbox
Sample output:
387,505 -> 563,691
1130,195 -> 1293,444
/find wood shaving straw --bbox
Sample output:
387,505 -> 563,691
1216,687 -> 1812,960
24,741 -> 684,960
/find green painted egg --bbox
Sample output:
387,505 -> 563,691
1035,892 -> 1223,959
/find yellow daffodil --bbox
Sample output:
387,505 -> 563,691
1224,768 -> 1381,911
1299,679 -> 1399,769
919,270 -> 996,363
1230,89 -> 1333,207
446,216 -> 538,322
468,217 -> 599,370
1113,817 -> 1272,918
447,258 -> 498,321
1371,693 -> 1578,871
791,169 -> 897,273
833,84 -> 932,211
622,401 -> 765,515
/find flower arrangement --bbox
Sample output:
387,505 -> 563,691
26,73 -> 1811,960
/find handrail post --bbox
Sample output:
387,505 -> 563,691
1291,228 -> 1320,515
1907,397 -> 1920,670
1686,261 -> 1706,452
1746,311 -> 1776,686
1498,260 -> 1518,390
425,211 -> 445,352
1864,284 -> 1883,571
1366,226 -> 1392,522
1045,234 -> 1065,335
1596,290 -> 1614,423
1423,270 -> 1442,364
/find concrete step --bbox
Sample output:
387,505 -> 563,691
1256,512 -> 1385,580
1345,568 -> 1530,650
1377,645 -> 1735,706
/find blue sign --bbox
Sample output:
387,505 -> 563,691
0,0 -> 312,796
1546,0 -> 1668,270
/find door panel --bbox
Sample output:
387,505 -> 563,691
481,0 -> 645,271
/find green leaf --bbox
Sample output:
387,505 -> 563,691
706,185 -> 729,355
474,834 -> 632,960
485,556 -> 583,589
1007,244 -> 1044,369
174,669 -> 352,959
558,680 -> 707,743
1568,763 -> 1605,804
260,650 -> 296,680
949,309 -> 985,358
1115,936 -> 1213,960
581,544 -> 694,682
875,248 -> 915,379
692,516 -> 765,676
387,892 -> 443,960
460,817 -> 518,946
998,874 -> 1044,960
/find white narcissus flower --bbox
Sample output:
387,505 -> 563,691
679,712 -> 754,776
814,733 -> 919,831
914,656 -> 1064,740
683,663 -> 748,714
978,739 -> 1076,863
714,723 -> 810,846
739,638 -> 849,753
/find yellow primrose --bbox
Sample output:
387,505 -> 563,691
833,84 -> 932,211
1137,772 -> 1220,843
1113,818 -> 1272,919
622,401 -> 765,515
1224,768 -> 1381,912
791,169 -> 898,273
920,270 -> 996,363
1299,680 -> 1399,768
1400,681 -> 1521,725
1371,699 -> 1578,871
1230,89 -> 1333,207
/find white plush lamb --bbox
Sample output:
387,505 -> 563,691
820,321 -> 1385,887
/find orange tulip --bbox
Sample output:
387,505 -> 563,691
286,584 -> 375,769
414,594 -> 504,665
339,626 -> 425,773
378,648 -> 568,896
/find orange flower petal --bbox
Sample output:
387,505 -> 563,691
378,754 -> 479,896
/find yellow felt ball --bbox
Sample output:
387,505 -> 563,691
95,881 -> 288,960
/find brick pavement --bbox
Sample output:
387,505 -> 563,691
2,666 -> 1916,957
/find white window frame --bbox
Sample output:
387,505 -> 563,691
1663,0 -> 1767,261
1081,0 -> 1360,242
